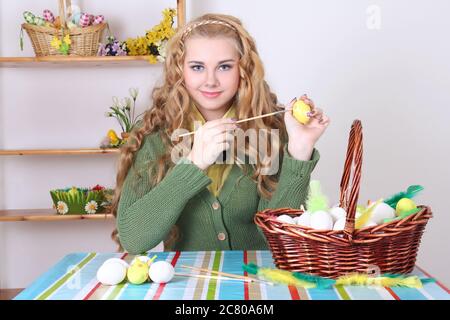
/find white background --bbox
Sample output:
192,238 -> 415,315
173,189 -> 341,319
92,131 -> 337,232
1,0 -> 449,290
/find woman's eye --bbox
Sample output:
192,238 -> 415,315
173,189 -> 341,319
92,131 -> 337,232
219,64 -> 232,71
191,65 -> 204,71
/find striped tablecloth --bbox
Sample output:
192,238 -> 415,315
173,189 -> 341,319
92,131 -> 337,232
15,251 -> 450,300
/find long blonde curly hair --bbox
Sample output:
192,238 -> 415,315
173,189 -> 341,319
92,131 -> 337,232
111,13 -> 287,251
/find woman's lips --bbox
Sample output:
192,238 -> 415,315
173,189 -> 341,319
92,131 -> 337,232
201,91 -> 222,98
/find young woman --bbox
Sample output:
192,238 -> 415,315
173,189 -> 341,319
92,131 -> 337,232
112,13 -> 330,254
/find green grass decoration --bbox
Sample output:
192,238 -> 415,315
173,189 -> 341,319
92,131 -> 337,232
50,187 -> 109,215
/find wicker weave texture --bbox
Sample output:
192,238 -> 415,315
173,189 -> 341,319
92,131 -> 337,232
255,120 -> 432,278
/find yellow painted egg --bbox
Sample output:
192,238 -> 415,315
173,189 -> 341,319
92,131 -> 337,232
292,99 -> 311,124
127,260 -> 149,284
396,198 -> 417,216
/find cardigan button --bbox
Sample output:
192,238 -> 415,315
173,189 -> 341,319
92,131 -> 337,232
217,232 -> 226,241
212,201 -> 220,210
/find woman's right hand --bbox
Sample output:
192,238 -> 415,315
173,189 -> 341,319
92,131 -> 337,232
187,118 -> 238,170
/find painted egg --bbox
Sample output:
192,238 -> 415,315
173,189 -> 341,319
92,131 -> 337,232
127,260 -> 149,284
43,9 -> 55,23
310,210 -> 333,230
23,11 -> 35,24
292,99 -> 311,125
96,261 -> 127,285
148,261 -> 175,284
33,16 -> 46,26
79,13 -> 91,27
396,198 -> 417,216
93,15 -> 104,25
72,12 -> 82,25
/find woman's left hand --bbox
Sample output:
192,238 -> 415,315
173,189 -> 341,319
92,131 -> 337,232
284,94 -> 330,160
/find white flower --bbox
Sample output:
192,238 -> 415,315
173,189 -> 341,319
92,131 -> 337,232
56,201 -> 69,215
129,87 -> 139,100
112,96 -> 120,108
157,39 -> 168,59
85,200 -> 98,214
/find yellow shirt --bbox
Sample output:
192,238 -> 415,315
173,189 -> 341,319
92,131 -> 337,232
190,103 -> 236,197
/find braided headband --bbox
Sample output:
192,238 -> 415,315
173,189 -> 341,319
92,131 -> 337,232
181,19 -> 237,40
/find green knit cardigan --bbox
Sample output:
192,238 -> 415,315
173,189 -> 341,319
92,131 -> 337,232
117,132 -> 320,254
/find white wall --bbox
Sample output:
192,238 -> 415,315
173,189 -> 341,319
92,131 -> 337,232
1,0 -> 449,289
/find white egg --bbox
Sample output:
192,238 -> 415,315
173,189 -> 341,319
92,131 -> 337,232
102,258 -> 129,269
329,207 -> 347,222
310,211 -> 333,230
296,211 -> 312,227
148,261 -> 175,284
97,261 -> 127,285
369,202 -> 395,224
333,217 -> 346,231
276,214 -> 295,224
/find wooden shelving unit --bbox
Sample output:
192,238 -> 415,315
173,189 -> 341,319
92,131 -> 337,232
0,0 -> 186,223
0,209 -> 113,222
0,56 -> 159,68
0,148 -> 120,156
0,0 -> 186,68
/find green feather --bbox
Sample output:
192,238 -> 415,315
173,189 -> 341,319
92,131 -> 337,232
242,263 -> 259,275
306,180 -> 329,213
292,272 -> 336,289
384,185 -> 424,209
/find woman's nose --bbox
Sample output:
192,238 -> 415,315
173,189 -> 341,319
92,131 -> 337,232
205,70 -> 219,87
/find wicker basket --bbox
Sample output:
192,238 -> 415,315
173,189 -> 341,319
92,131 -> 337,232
21,0 -> 107,56
255,120 -> 432,278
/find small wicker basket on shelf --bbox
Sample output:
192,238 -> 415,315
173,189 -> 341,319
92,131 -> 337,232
21,0 -> 107,56
255,120 -> 432,278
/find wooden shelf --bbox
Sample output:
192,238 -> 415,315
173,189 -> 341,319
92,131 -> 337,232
0,148 -> 120,156
0,209 -> 114,222
0,56 -> 160,68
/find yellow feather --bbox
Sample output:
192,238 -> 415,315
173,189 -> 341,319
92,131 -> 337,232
336,273 -> 423,288
259,268 -> 316,288
355,199 -> 382,229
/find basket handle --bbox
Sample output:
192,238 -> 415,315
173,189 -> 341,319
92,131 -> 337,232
58,0 -> 72,29
339,120 -> 363,241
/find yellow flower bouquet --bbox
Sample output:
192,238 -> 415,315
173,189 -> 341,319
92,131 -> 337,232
125,8 -> 176,63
